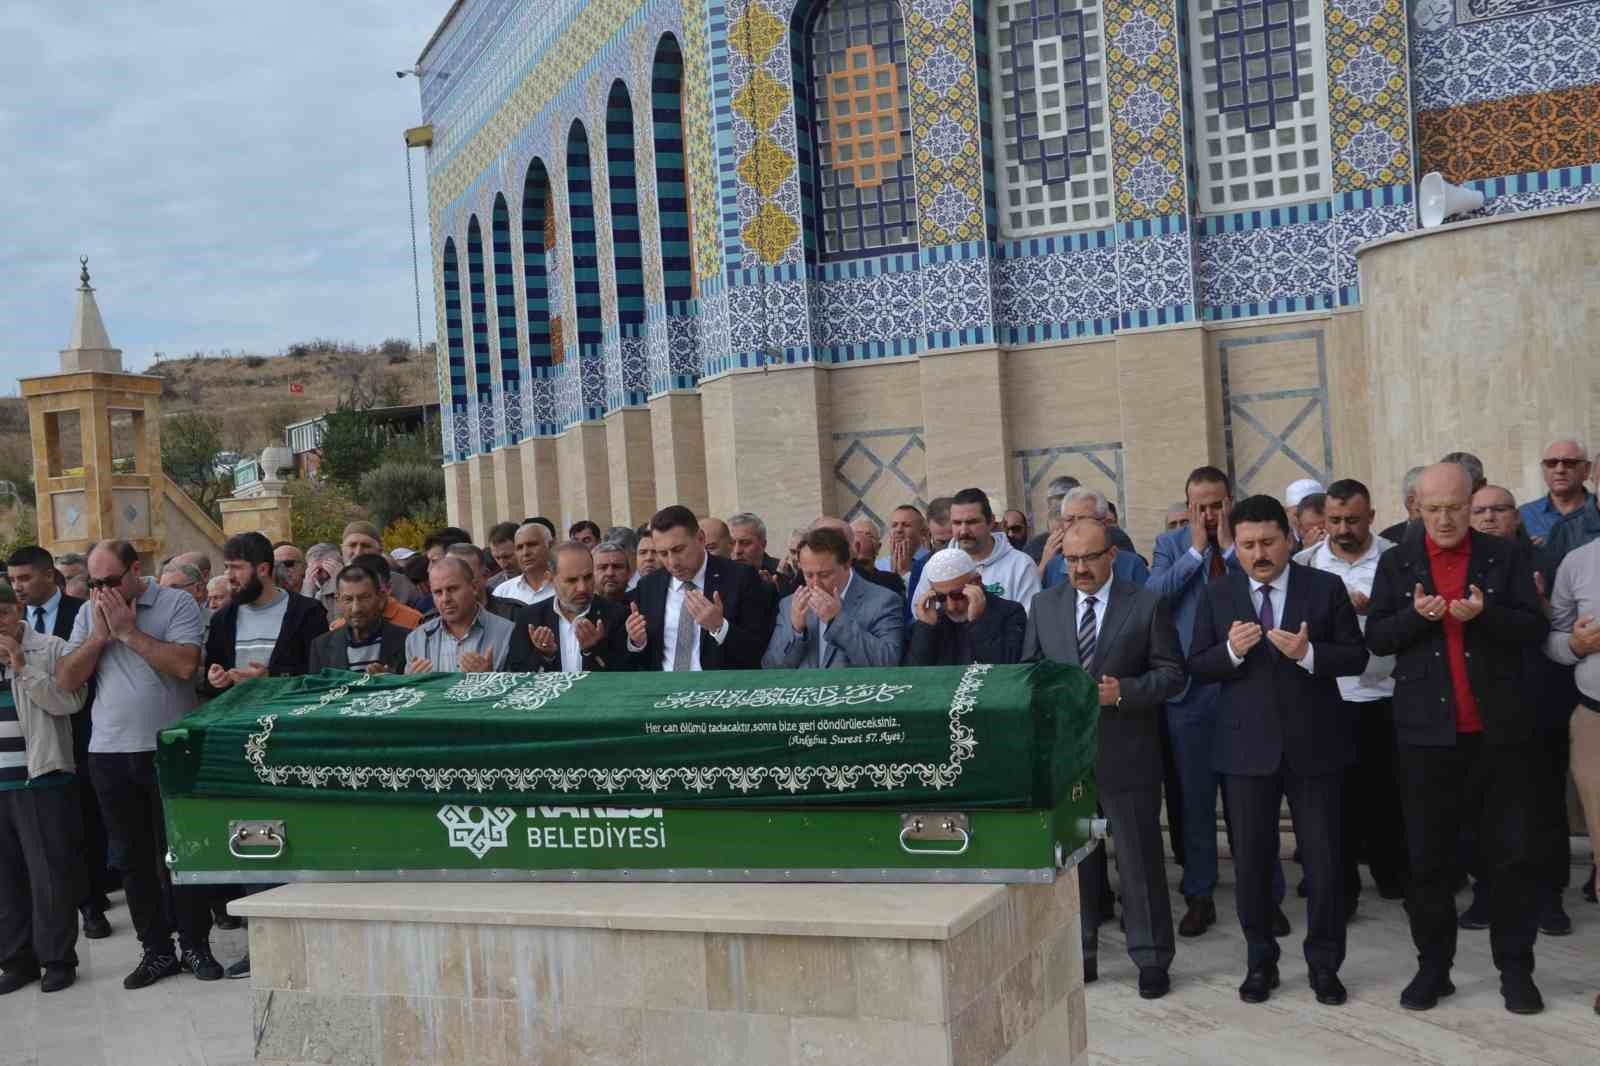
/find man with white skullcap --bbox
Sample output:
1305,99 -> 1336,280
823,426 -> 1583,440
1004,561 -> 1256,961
1286,479 -> 1326,546
903,548 -> 1027,666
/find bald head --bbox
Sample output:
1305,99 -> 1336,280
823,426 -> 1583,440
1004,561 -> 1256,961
1416,463 -> 1473,548
699,517 -> 733,559
1470,485 -> 1519,539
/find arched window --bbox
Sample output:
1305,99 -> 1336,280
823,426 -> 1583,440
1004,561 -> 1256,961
1188,0 -> 1330,211
990,0 -> 1113,234
606,80 -> 646,407
441,237 -> 468,457
565,121 -> 605,365
491,193 -> 520,445
521,158 -> 557,368
651,34 -> 695,305
465,215 -> 494,453
800,0 -> 917,261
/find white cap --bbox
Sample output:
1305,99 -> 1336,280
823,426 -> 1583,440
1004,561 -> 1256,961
923,547 -> 977,583
1284,478 -> 1324,507
390,547 -> 417,561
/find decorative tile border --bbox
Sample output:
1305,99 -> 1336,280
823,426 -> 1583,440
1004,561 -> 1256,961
1104,0 -> 1188,220
1416,84 -> 1600,185
1410,5 -> 1600,112
1196,218 -> 1337,319
1326,0 -> 1414,191
1455,0 -> 1590,26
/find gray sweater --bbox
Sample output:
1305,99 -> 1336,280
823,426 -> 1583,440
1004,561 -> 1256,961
1545,537 -> 1600,702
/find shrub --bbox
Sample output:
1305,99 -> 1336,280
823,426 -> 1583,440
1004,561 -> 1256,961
358,462 -> 446,530
243,354 -> 268,368
383,510 -> 447,551
379,338 -> 412,357
287,478 -> 367,547
317,405 -> 387,489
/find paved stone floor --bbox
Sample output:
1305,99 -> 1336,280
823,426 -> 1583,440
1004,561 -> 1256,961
1087,862 -> 1600,1065
1,868 -> 1594,1065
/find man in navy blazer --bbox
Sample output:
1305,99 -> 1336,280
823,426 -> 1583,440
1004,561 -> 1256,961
763,527 -> 904,669
624,505 -> 776,671
1188,494 -> 1368,1008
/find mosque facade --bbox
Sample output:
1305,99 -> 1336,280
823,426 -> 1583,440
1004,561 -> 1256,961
416,0 -> 1600,548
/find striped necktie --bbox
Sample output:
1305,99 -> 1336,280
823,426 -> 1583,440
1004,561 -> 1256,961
1077,595 -> 1098,671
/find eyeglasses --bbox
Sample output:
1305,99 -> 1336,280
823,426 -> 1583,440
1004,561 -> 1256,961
86,569 -> 128,591
1542,458 -> 1587,469
1063,549 -> 1112,565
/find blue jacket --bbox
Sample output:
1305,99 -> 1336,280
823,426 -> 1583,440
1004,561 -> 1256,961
1147,526 -> 1241,705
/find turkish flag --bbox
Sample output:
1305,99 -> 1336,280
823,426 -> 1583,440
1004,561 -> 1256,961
289,383 -> 304,395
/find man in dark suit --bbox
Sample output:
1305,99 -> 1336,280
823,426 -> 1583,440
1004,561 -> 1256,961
904,548 -> 1026,666
762,528 -> 904,669
507,541 -> 635,673
624,505 -> 776,671
202,533 -> 329,694
307,566 -> 409,676
1366,463 -> 1549,1015
6,546 -> 112,940
1024,522 -> 1185,999
1188,494 -> 1368,1007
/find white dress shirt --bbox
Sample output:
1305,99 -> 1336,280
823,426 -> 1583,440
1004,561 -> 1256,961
556,607 -> 586,673
1075,575 -> 1112,646
492,573 -> 556,607
1294,535 -> 1395,701
30,589 -> 62,636
655,554 -> 729,670
1227,565 -> 1316,674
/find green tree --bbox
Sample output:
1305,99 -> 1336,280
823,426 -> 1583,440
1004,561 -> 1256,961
162,411 -> 229,519
316,404 -> 386,489
358,462 -> 446,529
287,478 -> 368,547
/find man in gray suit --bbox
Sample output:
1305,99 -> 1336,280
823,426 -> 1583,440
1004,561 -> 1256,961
1024,521 -> 1186,999
762,527 -> 905,669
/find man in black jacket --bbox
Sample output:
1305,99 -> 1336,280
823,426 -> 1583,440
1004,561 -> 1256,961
1024,523 -> 1185,999
506,541 -> 635,673
624,506 -> 775,671
307,566 -> 409,676
203,533 -> 329,693
1189,495 -> 1368,1008
1366,463 -> 1549,1015
904,548 -> 1025,666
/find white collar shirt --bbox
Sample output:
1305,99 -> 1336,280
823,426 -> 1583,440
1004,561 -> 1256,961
663,555 -> 710,671
1227,564 -> 1317,674
1294,535 -> 1395,700
493,573 -> 556,606
32,589 -> 62,637
555,606 -> 588,673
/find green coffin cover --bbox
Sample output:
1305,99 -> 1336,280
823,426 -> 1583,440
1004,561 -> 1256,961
156,663 -> 1097,810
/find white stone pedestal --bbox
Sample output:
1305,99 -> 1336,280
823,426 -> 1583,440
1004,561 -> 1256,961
235,876 -> 1088,1066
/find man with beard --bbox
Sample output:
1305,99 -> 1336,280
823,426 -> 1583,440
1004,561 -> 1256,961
1294,480 -> 1406,912
592,539 -> 634,606
1188,495 -> 1368,1007
507,542 -> 635,673
202,533 -> 329,697
910,489 -> 1040,615
1002,509 -> 1030,551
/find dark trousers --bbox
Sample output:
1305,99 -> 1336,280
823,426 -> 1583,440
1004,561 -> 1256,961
1159,709 -> 1186,867
1398,735 -> 1539,976
1224,768 -> 1345,973
89,752 -> 212,954
1080,784 -> 1175,972
0,786 -> 84,970
1341,698 -> 1409,895
1535,727 -> 1571,894
70,706 -> 115,912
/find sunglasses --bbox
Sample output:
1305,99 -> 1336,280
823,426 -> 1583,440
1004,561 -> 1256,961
86,569 -> 129,591
1542,458 -> 1587,469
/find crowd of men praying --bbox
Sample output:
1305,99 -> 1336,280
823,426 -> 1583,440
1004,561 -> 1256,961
2,441 -> 1599,1021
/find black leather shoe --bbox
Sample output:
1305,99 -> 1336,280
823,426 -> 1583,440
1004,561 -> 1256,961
124,949 -> 180,990
1458,893 -> 1490,930
1309,969 -> 1347,1005
40,965 -> 75,994
1138,967 -> 1171,1000
1083,955 -> 1098,984
81,909 -> 111,940
1583,869 -> 1596,904
1399,969 -> 1455,1011
1178,896 -> 1216,938
1539,898 -> 1572,937
1239,964 -> 1280,1004
1272,907 -> 1291,938
1501,972 -> 1544,1015
0,968 -> 38,996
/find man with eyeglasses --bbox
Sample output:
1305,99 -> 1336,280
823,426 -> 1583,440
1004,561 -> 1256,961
54,540 -> 211,992
1520,441 -> 1591,546
1039,488 -> 1150,591
1470,486 -> 1524,544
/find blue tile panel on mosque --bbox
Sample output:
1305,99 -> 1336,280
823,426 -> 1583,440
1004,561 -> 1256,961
1410,3 -> 1600,111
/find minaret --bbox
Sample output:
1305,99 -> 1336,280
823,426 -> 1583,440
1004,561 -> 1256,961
60,256 -> 124,372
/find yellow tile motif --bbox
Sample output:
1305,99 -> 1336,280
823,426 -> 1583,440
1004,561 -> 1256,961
1326,0 -> 1413,191
728,0 -> 802,266
907,0 -> 985,245
732,68 -> 790,132
728,1 -> 786,62
741,201 -> 802,263
681,0 -> 724,283
736,133 -> 797,196
1104,0 -> 1186,219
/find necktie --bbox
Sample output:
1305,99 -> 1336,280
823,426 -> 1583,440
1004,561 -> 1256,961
1258,584 -> 1275,631
672,580 -> 698,671
32,608 -> 45,634
1077,595 -> 1098,671
1208,546 -> 1225,578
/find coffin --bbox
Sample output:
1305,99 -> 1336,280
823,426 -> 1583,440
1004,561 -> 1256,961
158,662 -> 1099,884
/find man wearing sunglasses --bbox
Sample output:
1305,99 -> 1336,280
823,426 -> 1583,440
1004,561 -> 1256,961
55,540 -> 210,992
1540,443 -> 1600,591
1521,440 -> 1591,547
904,548 -> 1026,666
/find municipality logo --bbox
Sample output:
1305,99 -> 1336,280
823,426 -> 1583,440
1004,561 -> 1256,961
437,805 -> 516,859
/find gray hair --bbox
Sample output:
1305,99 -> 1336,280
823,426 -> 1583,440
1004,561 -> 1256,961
1440,451 -> 1485,486
727,512 -> 767,541
1045,475 -> 1081,501
602,526 -> 638,555
161,563 -> 203,585
516,520 -> 552,544
1060,486 -> 1110,518
57,552 -> 85,567
594,537 -> 633,561
305,542 -> 340,562
1400,465 -> 1426,502
206,575 -> 231,594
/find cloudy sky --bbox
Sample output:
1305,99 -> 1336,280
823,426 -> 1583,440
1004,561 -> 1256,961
1,0 -> 447,386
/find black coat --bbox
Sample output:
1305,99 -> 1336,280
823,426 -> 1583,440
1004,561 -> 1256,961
202,589 -> 329,694
903,597 -> 1026,667
504,597 -> 636,673
1188,563 -> 1368,777
307,622 -> 410,676
51,594 -> 85,641
51,594 -> 92,756
628,555 -> 775,670
1365,529 -> 1548,747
